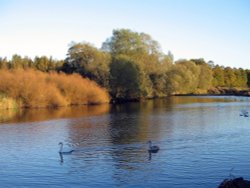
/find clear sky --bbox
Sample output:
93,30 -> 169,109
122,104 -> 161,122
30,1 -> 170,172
0,0 -> 249,68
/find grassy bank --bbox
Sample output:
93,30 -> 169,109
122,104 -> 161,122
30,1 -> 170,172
173,87 -> 250,97
0,69 -> 110,109
208,87 -> 250,96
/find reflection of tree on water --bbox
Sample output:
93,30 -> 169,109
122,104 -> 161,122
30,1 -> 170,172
0,109 -> 22,123
1,104 -> 110,124
108,101 -> 173,185
109,103 -> 142,144
64,104 -> 111,147
57,99 -> 175,185
108,99 -> 175,144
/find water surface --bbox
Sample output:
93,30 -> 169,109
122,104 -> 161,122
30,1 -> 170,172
0,96 -> 250,187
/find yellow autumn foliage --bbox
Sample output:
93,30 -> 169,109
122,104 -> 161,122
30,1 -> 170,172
0,69 -> 109,108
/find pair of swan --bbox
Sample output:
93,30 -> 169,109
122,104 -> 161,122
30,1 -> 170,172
58,140 -> 160,154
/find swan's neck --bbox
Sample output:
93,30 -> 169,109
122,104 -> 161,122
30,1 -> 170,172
59,144 -> 63,152
148,142 -> 152,148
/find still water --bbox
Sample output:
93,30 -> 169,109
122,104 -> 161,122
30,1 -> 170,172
0,96 -> 250,187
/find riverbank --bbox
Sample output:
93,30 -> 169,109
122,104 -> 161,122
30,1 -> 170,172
1,82 -> 249,109
208,87 -> 250,96
174,87 -> 250,97
114,87 -> 250,103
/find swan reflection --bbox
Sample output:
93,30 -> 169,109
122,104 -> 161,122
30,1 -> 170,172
59,153 -> 64,164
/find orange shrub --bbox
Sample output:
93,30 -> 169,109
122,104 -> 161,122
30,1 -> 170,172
47,72 -> 110,105
0,69 -> 110,108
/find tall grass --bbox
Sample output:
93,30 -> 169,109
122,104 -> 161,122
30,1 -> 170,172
0,69 -> 109,108
0,95 -> 18,109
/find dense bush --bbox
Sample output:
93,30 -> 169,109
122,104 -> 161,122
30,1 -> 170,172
0,69 -> 109,108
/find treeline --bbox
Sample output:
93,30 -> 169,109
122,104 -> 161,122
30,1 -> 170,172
1,29 -> 250,102
0,69 -> 109,109
0,55 -> 63,71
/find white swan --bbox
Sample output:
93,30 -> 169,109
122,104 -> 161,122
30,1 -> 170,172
240,110 -> 249,117
148,140 -> 160,153
58,142 -> 74,154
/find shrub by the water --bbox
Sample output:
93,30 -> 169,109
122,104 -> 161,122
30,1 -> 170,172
0,69 -> 109,108
0,95 -> 18,109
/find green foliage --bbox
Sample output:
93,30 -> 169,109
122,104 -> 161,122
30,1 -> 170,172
212,65 -> 225,87
62,42 -> 111,88
212,66 -> 248,88
34,56 -> 57,72
197,62 -> 213,90
0,55 -> 63,72
110,55 -> 141,99
224,67 -> 237,87
233,68 -> 247,87
102,29 -> 174,99
102,29 -> 161,57
9,54 -> 33,69
247,70 -> 250,87
167,60 -> 200,94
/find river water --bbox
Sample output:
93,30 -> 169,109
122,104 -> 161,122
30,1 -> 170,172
0,96 -> 250,187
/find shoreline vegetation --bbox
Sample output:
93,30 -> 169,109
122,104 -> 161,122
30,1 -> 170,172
0,28 -> 249,109
174,87 -> 250,97
0,69 -> 109,109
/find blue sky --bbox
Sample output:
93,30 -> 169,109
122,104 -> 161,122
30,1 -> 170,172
0,0 -> 249,68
